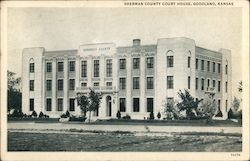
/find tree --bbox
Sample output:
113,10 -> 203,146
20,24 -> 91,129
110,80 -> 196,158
76,93 -> 89,118
163,99 -> 178,120
88,89 -> 102,123
196,97 -> 217,120
7,70 -> 22,111
228,97 -> 242,119
177,89 -> 202,119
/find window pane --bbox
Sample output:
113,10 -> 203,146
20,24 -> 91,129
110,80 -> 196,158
119,78 -> 126,89
133,98 -> 140,112
57,62 -> 64,72
29,80 -> 34,91
120,98 -> 126,112
201,60 -> 204,70
46,80 -> 52,91
147,98 -> 154,112
147,77 -> 154,89
133,77 -> 140,89
133,58 -> 140,69
94,60 -> 100,77
147,57 -> 154,68
167,76 -> 174,89
57,79 -> 63,91
188,76 -> 190,89
195,78 -> 198,90
106,82 -> 112,86
119,59 -> 126,69
69,99 -> 75,111
30,63 -> 35,73
69,79 -> 75,90
195,59 -> 198,69
46,98 -> 52,111
29,99 -> 34,111
46,62 -> 52,72
81,61 -> 87,77
106,59 -> 112,77
167,56 -> 174,67
218,81 -> 221,92
207,61 -> 210,72
213,62 -> 216,72
188,57 -> 191,68
218,63 -> 221,73
69,61 -> 75,72
57,99 -> 63,111
201,78 -> 204,90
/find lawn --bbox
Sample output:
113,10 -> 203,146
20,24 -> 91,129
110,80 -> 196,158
8,131 -> 242,152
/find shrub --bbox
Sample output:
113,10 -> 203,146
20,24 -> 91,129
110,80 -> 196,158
31,111 -> 37,118
60,111 -> 70,118
69,115 -> 87,122
9,109 -> 23,118
149,112 -> 154,120
122,114 -> 131,120
163,99 -> 181,120
116,110 -> 121,119
196,97 -> 217,120
157,112 -> 161,119
38,111 -> 44,118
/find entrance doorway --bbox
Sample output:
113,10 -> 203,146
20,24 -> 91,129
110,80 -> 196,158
106,96 -> 112,117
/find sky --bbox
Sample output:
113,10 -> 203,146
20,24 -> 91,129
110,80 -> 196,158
7,7 -> 242,96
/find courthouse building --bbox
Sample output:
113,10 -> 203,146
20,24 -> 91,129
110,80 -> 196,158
22,37 -> 232,119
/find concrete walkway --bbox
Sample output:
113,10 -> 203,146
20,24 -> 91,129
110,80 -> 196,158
7,122 -> 242,134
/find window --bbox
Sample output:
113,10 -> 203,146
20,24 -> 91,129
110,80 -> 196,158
57,79 -> 63,91
218,63 -> 221,73
213,80 -> 216,88
207,79 -> 210,88
94,108 -> 99,117
29,99 -> 34,111
213,62 -> 216,72
167,56 -> 174,67
167,76 -> 174,89
187,76 -> 191,89
30,63 -> 35,73
57,62 -> 64,72
225,65 -> 228,74
119,78 -> 126,89
30,80 -> 34,91
81,82 -> 87,87
119,59 -> 126,69
147,77 -> 154,89
225,82 -> 228,93
147,57 -> 154,68
106,59 -> 112,77
106,82 -> 112,86
201,60 -> 204,70
218,81 -> 221,92
69,99 -> 75,111
57,98 -> 63,111
94,82 -> 99,86
201,78 -> 204,90
147,98 -> 154,112
69,61 -> 75,72
133,98 -> 140,112
218,100 -> 221,111
69,79 -> 75,90
133,58 -> 140,69
188,57 -> 191,68
195,59 -> 198,69
133,77 -> 140,89
94,60 -> 99,77
46,98 -> 52,111
207,61 -> 210,72
119,98 -> 126,112
81,61 -> 87,77
225,100 -> 228,111
46,80 -> 52,91
195,78 -> 199,90
46,62 -> 52,73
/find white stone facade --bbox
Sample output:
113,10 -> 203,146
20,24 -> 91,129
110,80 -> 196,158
22,37 -> 232,119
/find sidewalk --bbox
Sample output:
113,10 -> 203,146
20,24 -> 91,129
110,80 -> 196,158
7,122 -> 242,134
